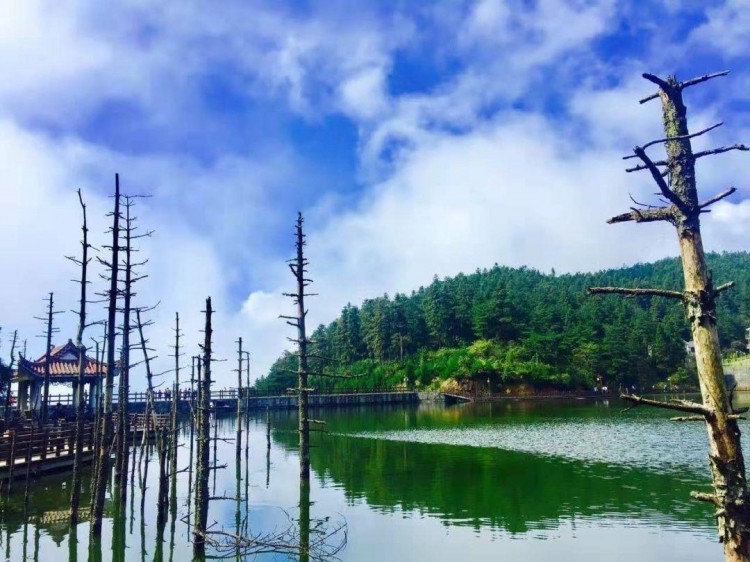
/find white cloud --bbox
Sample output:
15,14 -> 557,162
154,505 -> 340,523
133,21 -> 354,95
1,0 -> 749,386
688,0 -> 750,58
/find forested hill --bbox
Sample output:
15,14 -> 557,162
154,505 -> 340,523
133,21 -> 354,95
255,252 -> 750,394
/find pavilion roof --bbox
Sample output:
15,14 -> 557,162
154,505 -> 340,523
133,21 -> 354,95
15,339 -> 110,382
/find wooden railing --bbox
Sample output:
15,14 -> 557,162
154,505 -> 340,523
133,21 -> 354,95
0,422 -> 96,470
10,387 -> 412,409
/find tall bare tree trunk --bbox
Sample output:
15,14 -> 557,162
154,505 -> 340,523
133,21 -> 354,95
169,313 -> 181,517
590,71 -> 750,560
282,213 -> 313,483
193,297 -> 212,557
115,199 -> 134,506
40,292 -> 55,425
70,189 -> 91,526
236,337 -> 243,461
91,173 -> 121,538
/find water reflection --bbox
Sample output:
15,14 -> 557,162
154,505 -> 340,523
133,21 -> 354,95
0,397 -> 737,561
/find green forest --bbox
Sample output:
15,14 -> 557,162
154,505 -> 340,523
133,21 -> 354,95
255,252 -> 750,395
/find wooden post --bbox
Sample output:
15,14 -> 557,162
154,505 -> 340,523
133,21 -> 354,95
3,330 -> 18,425
5,430 -> 16,496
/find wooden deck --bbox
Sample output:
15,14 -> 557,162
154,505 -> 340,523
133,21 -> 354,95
0,422 -> 96,481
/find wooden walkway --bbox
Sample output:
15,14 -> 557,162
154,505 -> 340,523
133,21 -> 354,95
0,422 -> 96,481
0,413 -> 171,482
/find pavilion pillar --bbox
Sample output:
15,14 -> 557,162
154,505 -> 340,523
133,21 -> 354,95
89,379 -> 100,410
30,381 -> 43,413
18,381 -> 29,412
72,381 -> 80,411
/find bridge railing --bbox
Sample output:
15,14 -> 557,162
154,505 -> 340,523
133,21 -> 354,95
11,387 -> 412,409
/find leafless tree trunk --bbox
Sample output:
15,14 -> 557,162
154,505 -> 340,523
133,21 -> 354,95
114,199 -> 132,506
91,173 -> 121,538
193,297 -> 213,557
236,336 -> 243,461
136,303 -> 171,531
136,309 -> 157,445
589,71 -> 750,561
281,213 -> 314,484
69,189 -> 92,526
115,195 -> 152,507
37,292 -> 60,425
169,312 -> 181,517
90,328 -> 105,485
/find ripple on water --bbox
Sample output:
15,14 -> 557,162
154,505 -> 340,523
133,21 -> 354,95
346,416 -> 718,476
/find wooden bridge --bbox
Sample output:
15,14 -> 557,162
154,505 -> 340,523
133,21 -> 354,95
0,412 -> 172,482
31,388 -> 418,414
0,422 -> 96,482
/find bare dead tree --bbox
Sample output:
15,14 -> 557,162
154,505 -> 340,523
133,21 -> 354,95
69,189 -> 93,526
115,194 -> 153,507
193,297 -> 213,558
89,324 -> 106,485
281,212 -> 315,484
170,312 -> 182,513
3,330 -> 18,424
135,307 -> 170,529
196,509 -> 347,561
236,337 -> 243,461
243,350 -> 251,411
589,71 -> 750,560
34,292 -> 62,424
91,172 -> 121,538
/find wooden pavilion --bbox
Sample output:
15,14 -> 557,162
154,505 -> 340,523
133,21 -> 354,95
14,339 -> 110,413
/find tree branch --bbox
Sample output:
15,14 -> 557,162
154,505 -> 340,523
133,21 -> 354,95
620,393 -> 713,416
694,144 -> 749,160
639,71 -> 729,104
698,187 -> 736,209
588,286 -> 684,299
607,206 -> 674,224
681,70 -> 730,90
641,122 -> 723,151
691,491 -> 721,506
632,147 -> 686,212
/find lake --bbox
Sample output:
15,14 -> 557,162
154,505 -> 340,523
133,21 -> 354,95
0,395 -> 740,561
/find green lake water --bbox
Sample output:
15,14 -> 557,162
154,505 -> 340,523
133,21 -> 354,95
0,395 -> 742,561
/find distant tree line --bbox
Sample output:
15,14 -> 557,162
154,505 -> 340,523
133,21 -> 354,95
255,252 -> 750,394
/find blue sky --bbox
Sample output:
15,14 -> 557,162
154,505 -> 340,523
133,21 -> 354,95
1,0 -> 749,383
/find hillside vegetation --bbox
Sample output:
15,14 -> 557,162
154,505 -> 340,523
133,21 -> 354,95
255,252 -> 750,394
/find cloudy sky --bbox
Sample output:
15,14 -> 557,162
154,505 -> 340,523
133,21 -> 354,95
1,0 -> 749,387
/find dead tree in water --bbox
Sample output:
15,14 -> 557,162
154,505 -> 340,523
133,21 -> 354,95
3,330 -> 18,424
193,297 -> 213,558
235,337 -> 243,461
169,312 -> 182,515
91,173 -> 121,538
589,71 -> 750,561
115,194 -> 153,508
281,212 -> 315,484
34,292 -> 61,423
69,189 -> 93,526
135,307 -> 170,530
